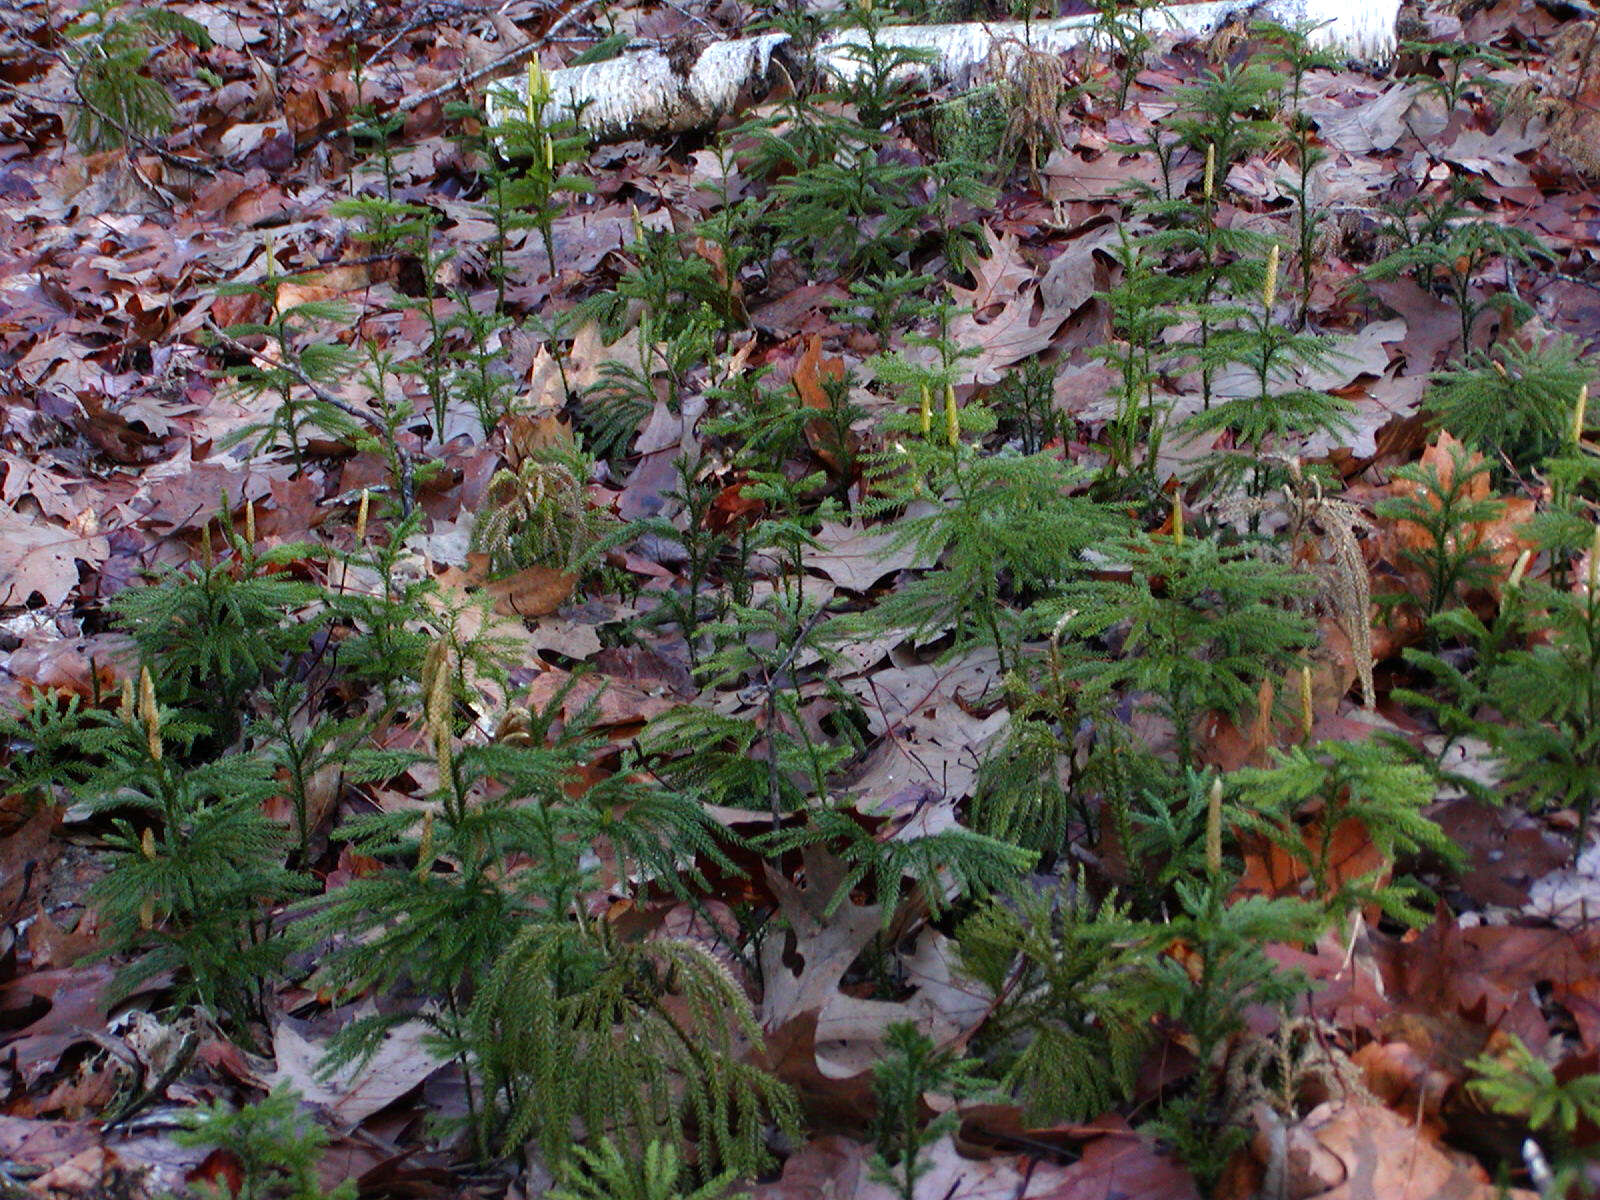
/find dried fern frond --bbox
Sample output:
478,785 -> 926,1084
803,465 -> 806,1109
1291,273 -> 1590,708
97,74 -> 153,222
1219,460 -> 1376,709
1222,1016 -> 1374,1125
984,38 -> 1071,181
471,446 -> 615,575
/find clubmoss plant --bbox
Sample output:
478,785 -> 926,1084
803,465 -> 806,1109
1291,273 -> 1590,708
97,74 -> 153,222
214,262 -> 360,470
484,59 -> 595,306
0,691 -> 107,804
1183,242 -> 1350,501
255,679 -> 409,863
700,359 -> 802,483
1384,587 -> 1523,805
1424,337 -> 1596,477
991,359 -> 1062,456
1373,438 -> 1506,621
1467,1034 -> 1600,1195
471,440 -> 615,577
323,500 -> 445,699
467,920 -> 798,1176
959,880 -> 1163,1122
1530,381 -> 1600,589
869,1022 -> 996,1200
1123,770 -> 1248,904
643,696 -> 854,822
1400,36 -> 1512,111
1482,529 -> 1600,849
740,0 -> 988,276
348,340 -> 429,511
623,454 -> 738,665
1145,873 -> 1318,1187
844,268 -> 939,353
327,81 -> 466,446
756,806 -> 1033,931
549,1138 -> 742,1200
1362,191 -> 1549,358
971,612 -> 1171,863
1229,739 -> 1460,926
301,657 -> 733,1153
1256,20 -> 1342,329
1041,520 -> 1317,771
1154,60 -> 1283,413
75,671 -> 306,1030
442,294 -> 518,438
856,377 -> 1125,675
62,0 -> 212,153
172,1085 -> 356,1200
580,303 -> 724,467
652,551 -> 860,823
340,196 -> 459,442
106,521 -> 325,746
1089,0 -> 1154,111
1091,229 -> 1181,499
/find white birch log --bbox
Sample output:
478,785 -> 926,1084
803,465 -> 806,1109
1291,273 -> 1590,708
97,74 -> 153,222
485,0 -> 1399,141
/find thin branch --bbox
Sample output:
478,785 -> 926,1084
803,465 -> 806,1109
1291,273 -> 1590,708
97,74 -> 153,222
760,602 -> 831,829
395,0 -> 607,113
68,65 -> 217,180
366,0 -> 486,68
202,318 -> 417,516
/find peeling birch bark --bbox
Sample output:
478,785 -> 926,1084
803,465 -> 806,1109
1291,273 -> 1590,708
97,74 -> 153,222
485,0 -> 1399,141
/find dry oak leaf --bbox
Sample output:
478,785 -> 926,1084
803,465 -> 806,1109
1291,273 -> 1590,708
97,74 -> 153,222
480,562 -> 578,618
754,1014 -> 878,1133
808,520 -> 930,593
948,223 -> 1035,312
759,845 -> 883,1035
748,1133 -> 1132,1200
0,502 -> 108,609
0,452 -> 78,522
759,843 -> 988,1081
525,667 -> 676,728
1388,431 -> 1492,555
923,223 -> 1077,387
0,1116 -> 99,1170
0,964 -> 119,1086
946,285 -> 1069,388
1382,431 -> 1535,595
268,1015 -> 442,1131
793,333 -> 853,476
1043,144 -> 1200,202
1249,1100 -> 1537,1200
1235,817 -> 1389,913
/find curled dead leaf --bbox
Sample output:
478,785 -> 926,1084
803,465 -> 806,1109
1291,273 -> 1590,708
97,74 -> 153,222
792,334 -> 854,476
481,563 -> 578,618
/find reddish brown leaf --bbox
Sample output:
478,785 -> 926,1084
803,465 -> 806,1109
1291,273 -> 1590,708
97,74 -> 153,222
793,333 -> 853,476
0,965 -> 119,1086
481,563 -> 578,618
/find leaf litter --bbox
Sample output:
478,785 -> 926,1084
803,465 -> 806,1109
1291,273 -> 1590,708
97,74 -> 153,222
3,0 -> 1600,1195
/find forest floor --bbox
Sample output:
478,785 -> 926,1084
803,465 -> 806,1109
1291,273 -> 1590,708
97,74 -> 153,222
2,0 -> 1600,1196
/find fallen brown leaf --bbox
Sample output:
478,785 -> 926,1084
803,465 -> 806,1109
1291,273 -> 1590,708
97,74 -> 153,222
481,562 -> 578,617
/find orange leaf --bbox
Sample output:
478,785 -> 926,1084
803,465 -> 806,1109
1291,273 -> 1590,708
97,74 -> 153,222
483,564 -> 577,617
792,334 -> 853,476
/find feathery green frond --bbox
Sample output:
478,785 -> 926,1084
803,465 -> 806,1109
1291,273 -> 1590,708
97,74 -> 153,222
469,922 -> 798,1176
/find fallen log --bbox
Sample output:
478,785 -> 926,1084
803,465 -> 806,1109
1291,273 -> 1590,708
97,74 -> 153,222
484,0 -> 1400,141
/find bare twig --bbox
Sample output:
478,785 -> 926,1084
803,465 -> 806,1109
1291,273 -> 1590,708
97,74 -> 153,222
395,0 -> 606,113
65,61 -> 217,180
761,603 -> 831,830
367,0 -> 484,67
202,318 -> 417,516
